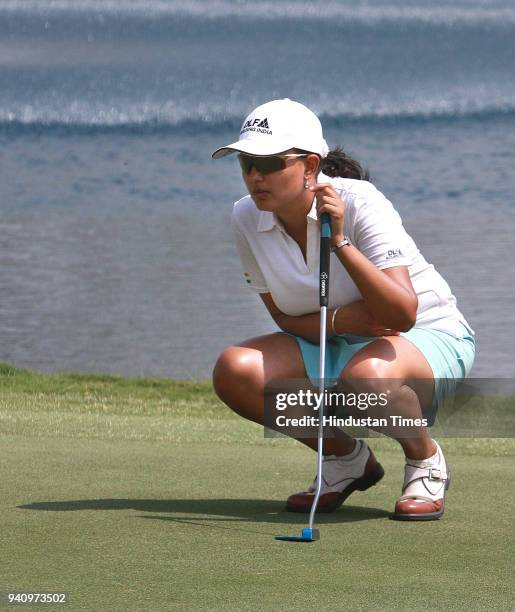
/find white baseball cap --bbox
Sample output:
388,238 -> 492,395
212,98 -> 329,159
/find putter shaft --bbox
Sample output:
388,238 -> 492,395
308,305 -> 327,531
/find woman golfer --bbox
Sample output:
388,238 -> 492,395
212,99 -> 475,520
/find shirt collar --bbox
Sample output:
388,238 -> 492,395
256,210 -> 276,232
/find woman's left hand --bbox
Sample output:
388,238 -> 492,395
310,183 -> 346,244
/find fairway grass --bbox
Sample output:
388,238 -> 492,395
1,364 -> 514,611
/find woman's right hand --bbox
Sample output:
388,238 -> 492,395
333,300 -> 400,337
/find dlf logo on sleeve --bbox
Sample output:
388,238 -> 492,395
386,248 -> 403,260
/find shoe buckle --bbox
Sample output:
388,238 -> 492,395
428,468 -> 442,481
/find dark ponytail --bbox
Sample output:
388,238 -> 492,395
320,146 -> 370,181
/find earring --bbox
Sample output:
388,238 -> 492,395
304,178 -> 310,189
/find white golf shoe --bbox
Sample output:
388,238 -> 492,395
392,440 -> 450,521
286,440 -> 385,513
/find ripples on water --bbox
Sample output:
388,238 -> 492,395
1,1 -> 514,378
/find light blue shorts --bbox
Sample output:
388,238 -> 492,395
290,322 -> 475,412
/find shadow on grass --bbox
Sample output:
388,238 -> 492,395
18,498 -> 390,529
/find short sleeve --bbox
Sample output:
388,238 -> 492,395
350,189 -> 413,270
231,215 -> 269,293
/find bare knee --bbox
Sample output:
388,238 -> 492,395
343,356 -> 432,407
343,358 -> 393,394
340,357 -> 432,424
212,346 -> 263,414
337,358 -> 400,421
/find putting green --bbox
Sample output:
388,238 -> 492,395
1,365 -> 513,611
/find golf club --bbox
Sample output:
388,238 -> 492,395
275,211 -> 332,543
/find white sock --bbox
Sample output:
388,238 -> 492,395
408,441 -> 441,466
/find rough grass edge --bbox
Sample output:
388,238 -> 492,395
0,362 -> 215,402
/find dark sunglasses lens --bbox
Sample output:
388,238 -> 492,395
238,155 -> 285,174
238,155 -> 252,173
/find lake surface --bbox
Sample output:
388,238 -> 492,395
1,0 -> 514,378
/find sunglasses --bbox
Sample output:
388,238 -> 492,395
237,153 -> 308,175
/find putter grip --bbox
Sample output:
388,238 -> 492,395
319,213 -> 332,307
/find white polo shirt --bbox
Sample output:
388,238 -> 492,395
231,174 -> 474,338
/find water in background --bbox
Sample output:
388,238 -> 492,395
1,0 -> 514,378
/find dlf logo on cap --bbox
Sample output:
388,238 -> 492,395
241,117 -> 272,135
212,98 -> 329,159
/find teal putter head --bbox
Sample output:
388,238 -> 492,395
275,528 -> 320,542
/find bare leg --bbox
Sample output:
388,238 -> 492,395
212,332 -> 356,456
340,336 -> 437,460
338,336 -> 451,519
